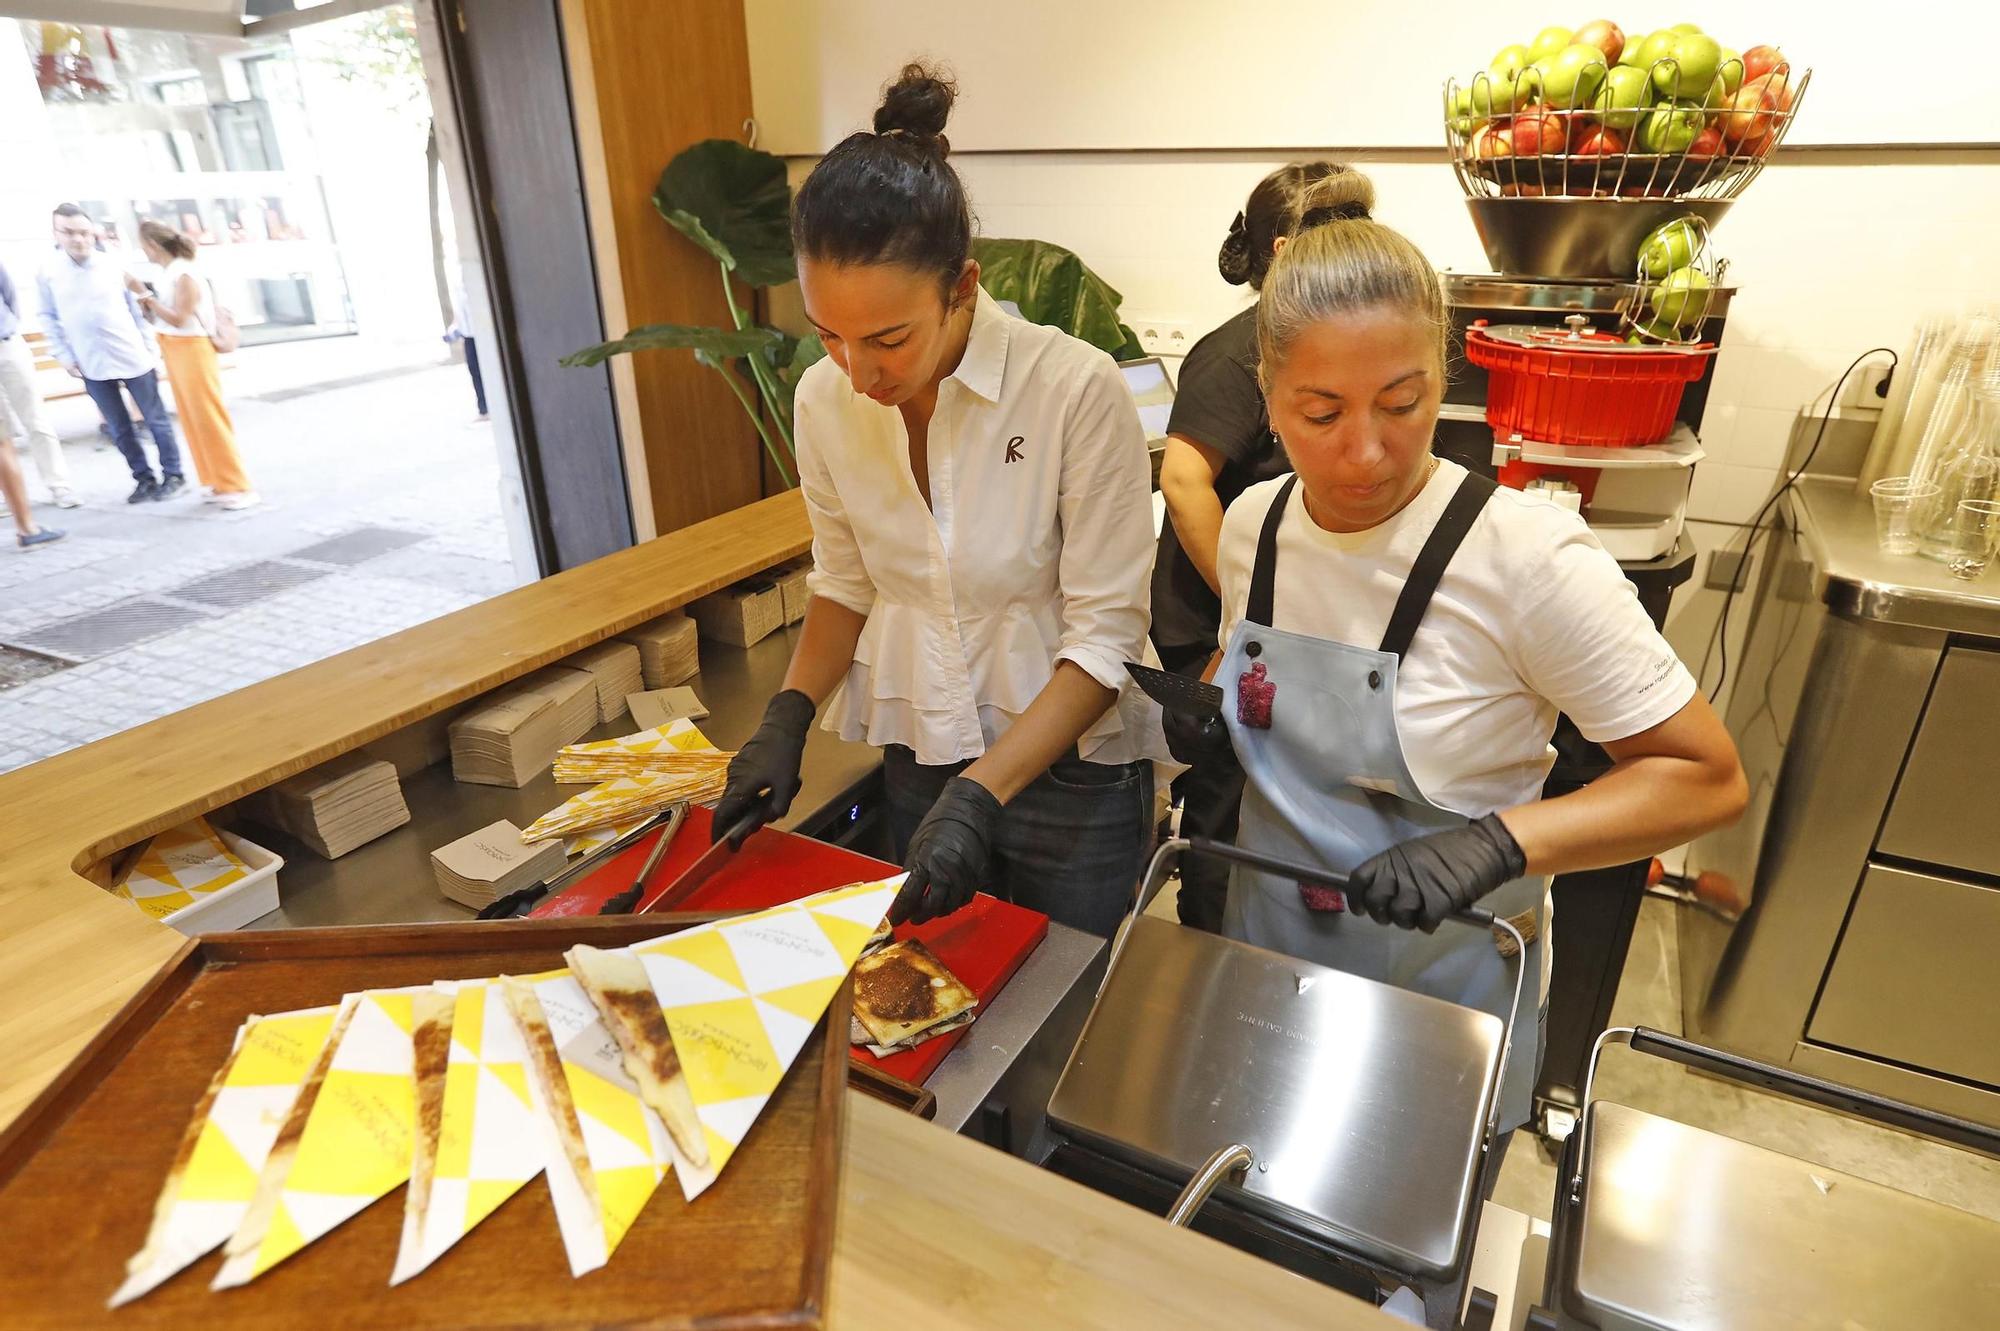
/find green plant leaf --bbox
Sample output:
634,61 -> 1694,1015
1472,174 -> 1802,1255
970,238 -> 1144,360
654,139 -> 798,288
755,332 -> 828,429
560,322 -> 779,370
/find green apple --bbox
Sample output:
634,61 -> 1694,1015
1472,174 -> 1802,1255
1528,25 -> 1575,62
1473,63 -> 1541,115
1652,32 -> 1722,98
1717,48 -> 1745,96
1628,318 -> 1685,344
1491,43 -> 1532,78
1639,102 -> 1705,153
1700,74 -> 1728,114
1542,42 -> 1610,109
1634,30 -> 1678,71
1637,218 -> 1703,278
1619,32 -> 1651,66
1593,64 -> 1654,130
1449,86 -> 1481,137
1651,266 -> 1712,328
1668,21 -> 1704,34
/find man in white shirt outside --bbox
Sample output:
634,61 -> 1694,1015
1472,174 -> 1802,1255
39,204 -> 185,504
0,260 -> 76,513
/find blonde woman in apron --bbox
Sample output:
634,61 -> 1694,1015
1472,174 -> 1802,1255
1167,187 -> 1747,1242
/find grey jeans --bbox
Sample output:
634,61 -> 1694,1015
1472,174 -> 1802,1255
882,745 -> 1155,937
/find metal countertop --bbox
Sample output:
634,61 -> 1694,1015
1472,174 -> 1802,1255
243,622 -> 881,929
1794,476 -> 2000,636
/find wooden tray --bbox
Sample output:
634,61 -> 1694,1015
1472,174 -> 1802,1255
0,918 -> 845,1330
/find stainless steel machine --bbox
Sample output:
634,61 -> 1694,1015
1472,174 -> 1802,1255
1679,474 -> 2000,1127
1530,1026 -> 2000,1329
1045,838 -> 1525,1320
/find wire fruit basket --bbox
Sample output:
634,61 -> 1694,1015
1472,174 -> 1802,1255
1625,213 -> 1730,345
1445,55 -> 1809,202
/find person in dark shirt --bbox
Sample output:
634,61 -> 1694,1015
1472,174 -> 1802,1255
1151,161 -> 1375,931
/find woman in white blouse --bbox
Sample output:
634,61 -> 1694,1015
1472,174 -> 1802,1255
712,65 -> 1166,935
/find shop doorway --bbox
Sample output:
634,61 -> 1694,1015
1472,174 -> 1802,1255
0,4 -> 541,774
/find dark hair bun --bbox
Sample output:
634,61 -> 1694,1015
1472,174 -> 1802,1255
873,62 -> 956,157
1217,211 -> 1253,285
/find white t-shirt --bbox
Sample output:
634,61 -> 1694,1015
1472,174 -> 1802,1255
1216,458 -> 1697,816
155,258 -> 215,339
797,287 -> 1167,767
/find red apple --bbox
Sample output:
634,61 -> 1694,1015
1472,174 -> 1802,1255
1472,122 -> 1514,159
1574,18 -> 1625,65
1687,126 -> 1724,159
1511,111 -> 1567,156
1571,123 -> 1628,156
1718,83 -> 1774,146
1741,44 -> 1787,83
1747,69 -> 1796,114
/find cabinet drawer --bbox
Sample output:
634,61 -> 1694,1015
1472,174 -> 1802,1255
1808,864 -> 2000,1090
1878,646 -> 2000,876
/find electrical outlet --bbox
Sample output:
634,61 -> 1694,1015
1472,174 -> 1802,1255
1131,319 -> 1202,358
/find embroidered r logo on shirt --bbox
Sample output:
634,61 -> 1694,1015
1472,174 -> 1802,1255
1004,436 -> 1024,463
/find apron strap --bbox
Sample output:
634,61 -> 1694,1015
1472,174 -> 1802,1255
1244,474 -> 1299,628
1377,470 -> 1498,661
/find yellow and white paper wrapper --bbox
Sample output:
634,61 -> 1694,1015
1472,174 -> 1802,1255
109,1005 -> 340,1306
567,717 -> 712,755
214,987 -> 436,1288
562,817 -> 650,861
519,969 -> 673,1277
390,980 -> 545,1283
111,816 -> 250,920
631,878 -> 903,1201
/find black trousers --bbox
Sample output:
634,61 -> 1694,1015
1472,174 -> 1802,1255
882,745 -> 1153,938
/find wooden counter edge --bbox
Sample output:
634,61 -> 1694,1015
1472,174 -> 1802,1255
0,492 -> 811,1130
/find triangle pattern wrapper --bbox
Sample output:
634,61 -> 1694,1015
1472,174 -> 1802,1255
503,970 -> 672,1278
390,980 -> 547,1283
212,987 -> 444,1289
110,816 -> 251,920
629,877 -> 902,1201
109,1004 -> 342,1307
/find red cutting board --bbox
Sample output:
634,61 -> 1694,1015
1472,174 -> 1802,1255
532,805 -> 1049,1083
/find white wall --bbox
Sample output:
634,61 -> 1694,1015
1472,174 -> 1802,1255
747,0 -> 2000,151
754,9 -> 2000,708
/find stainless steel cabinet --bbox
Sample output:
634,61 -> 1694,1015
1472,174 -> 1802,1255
1681,478 -> 2000,1126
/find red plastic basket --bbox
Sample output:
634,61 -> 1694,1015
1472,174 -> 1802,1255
1464,321 -> 1714,448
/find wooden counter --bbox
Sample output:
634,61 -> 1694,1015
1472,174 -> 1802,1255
0,492 -> 1389,1327
0,493 -> 812,1127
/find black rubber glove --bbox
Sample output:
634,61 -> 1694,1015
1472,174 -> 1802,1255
888,776 -> 1003,925
1346,814 -> 1527,934
711,689 -> 815,844
1162,707 -> 1235,767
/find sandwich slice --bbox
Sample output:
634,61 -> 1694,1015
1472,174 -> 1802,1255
564,945 -> 708,1169
851,939 -> 977,1051
500,977 -> 602,1233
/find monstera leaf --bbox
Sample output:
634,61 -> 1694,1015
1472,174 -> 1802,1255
560,322 -> 780,372
759,333 -> 828,427
653,140 -> 797,288
971,238 -> 1144,361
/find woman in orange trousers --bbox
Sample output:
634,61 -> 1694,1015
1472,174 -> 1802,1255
132,220 -> 259,511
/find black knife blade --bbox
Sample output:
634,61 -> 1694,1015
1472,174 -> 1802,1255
1124,660 -> 1223,719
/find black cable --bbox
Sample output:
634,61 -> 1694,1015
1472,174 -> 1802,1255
1701,347 -> 1899,704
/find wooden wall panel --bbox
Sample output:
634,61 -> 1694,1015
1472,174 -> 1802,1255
573,0 -> 765,535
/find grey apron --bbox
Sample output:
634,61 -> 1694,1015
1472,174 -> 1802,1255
1219,471 -> 1546,1130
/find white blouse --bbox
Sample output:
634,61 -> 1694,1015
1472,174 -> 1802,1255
796,289 -> 1168,767
156,258 -> 215,339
